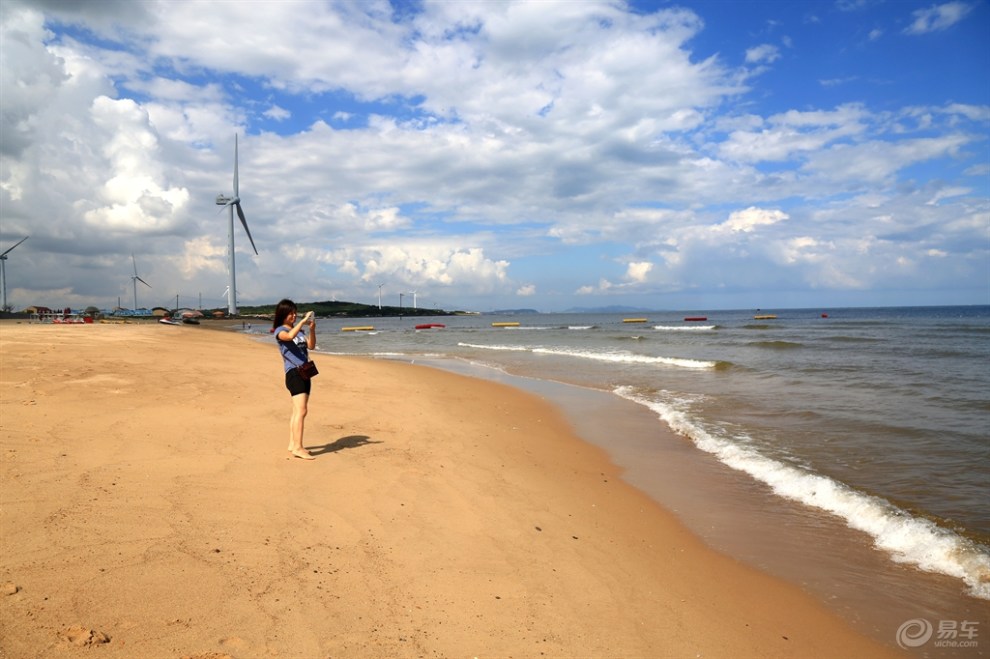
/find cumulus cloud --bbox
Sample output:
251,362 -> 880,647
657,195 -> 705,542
0,7 -> 68,157
721,208 -> 789,233
0,0 -> 986,311
626,261 -> 654,282
904,2 -> 974,34
354,244 -> 509,292
745,44 -> 781,64
263,105 -> 291,121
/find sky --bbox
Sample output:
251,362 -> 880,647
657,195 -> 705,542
1,0 -> 988,313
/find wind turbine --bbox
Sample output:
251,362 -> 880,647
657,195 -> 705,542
130,254 -> 151,310
0,236 -> 28,311
215,134 -> 258,316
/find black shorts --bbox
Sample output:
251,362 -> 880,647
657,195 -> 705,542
285,367 -> 312,397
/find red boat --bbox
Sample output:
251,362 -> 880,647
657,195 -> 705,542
415,323 -> 446,330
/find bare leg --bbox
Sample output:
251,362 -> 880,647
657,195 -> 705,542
288,392 -> 314,460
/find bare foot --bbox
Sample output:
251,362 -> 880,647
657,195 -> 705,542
290,449 -> 315,461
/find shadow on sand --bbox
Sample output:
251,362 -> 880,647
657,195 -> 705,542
307,435 -> 380,456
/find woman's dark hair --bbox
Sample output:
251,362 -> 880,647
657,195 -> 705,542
273,299 -> 297,330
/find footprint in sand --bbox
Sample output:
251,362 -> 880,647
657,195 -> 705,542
59,625 -> 110,646
219,636 -> 249,650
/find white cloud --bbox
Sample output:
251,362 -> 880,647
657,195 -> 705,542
352,244 -> 509,292
576,279 -> 614,295
718,104 -> 869,163
745,44 -> 781,64
0,0 -> 985,311
626,261 -> 654,282
905,2 -> 974,34
81,97 -> 190,232
263,105 -> 291,121
721,207 -> 789,233
802,134 -> 970,184
0,10 -> 68,158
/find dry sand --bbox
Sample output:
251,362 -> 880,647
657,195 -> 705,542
0,322 -> 902,658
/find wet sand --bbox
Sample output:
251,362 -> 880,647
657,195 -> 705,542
0,322 -> 902,657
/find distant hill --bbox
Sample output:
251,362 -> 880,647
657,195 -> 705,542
563,305 -> 662,314
488,308 -> 540,315
235,300 -> 452,318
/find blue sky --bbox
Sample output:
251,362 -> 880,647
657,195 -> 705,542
1,0 -> 987,312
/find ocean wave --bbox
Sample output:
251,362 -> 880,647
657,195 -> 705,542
534,347 -> 716,369
749,340 -> 803,349
458,343 -> 718,369
653,325 -> 716,331
828,336 -> 883,343
458,342 -> 530,352
614,386 -> 990,601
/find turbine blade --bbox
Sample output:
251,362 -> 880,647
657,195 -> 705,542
137,276 -> 151,288
0,236 -> 28,258
235,202 -> 259,255
132,254 -> 138,276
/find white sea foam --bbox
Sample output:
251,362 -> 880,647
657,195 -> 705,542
458,343 -> 717,369
653,324 -> 716,331
458,342 -> 530,352
533,347 -> 715,369
615,386 -> 990,600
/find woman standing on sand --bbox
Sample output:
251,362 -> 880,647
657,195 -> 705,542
273,299 -> 317,460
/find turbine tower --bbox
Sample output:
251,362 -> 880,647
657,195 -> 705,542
130,254 -> 151,310
0,236 -> 28,312
215,134 -> 258,316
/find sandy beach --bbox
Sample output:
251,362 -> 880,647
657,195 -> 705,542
0,322 -> 902,658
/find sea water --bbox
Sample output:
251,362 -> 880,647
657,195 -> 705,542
259,305 -> 990,653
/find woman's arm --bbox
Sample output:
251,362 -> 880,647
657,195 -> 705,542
277,311 -> 313,342
306,315 -> 317,349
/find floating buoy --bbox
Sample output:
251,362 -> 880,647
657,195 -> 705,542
754,315 -> 777,320
491,321 -> 520,327
623,318 -> 648,323
415,323 -> 446,329
342,326 -> 374,332
821,313 -> 829,318
684,316 -> 708,322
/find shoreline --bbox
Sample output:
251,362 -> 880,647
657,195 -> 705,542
0,323 -> 903,657
412,356 -> 990,656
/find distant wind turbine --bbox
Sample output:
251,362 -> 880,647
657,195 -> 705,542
215,134 -> 258,316
409,290 -> 418,309
130,254 -> 151,310
0,236 -> 28,311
